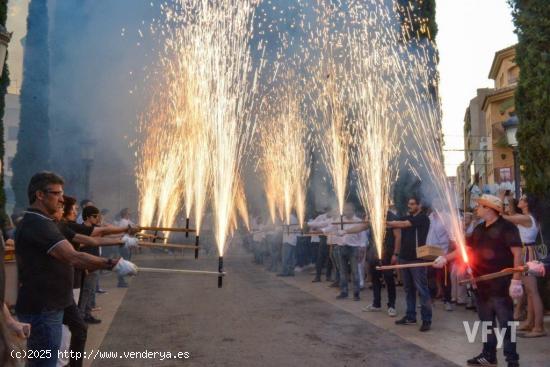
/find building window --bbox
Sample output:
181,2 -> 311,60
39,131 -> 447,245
499,167 -> 512,182
7,126 -> 18,141
508,66 -> 519,85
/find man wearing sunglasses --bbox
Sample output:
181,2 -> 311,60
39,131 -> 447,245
14,172 -> 138,367
433,194 -> 522,367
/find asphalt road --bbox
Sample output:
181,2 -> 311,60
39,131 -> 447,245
94,248 -> 457,367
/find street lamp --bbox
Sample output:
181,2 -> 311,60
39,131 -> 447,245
502,114 -> 520,198
80,138 -> 95,199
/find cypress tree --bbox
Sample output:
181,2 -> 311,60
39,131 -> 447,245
0,0 -> 9,224
509,0 -> 550,306
11,0 -> 50,209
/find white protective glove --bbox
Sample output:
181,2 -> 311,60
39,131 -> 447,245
113,258 -> 138,277
122,234 -> 139,249
432,256 -> 447,269
337,229 -> 346,237
509,279 -> 523,299
526,261 -> 546,277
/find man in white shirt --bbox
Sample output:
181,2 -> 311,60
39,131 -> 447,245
328,202 -> 367,301
277,213 -> 299,277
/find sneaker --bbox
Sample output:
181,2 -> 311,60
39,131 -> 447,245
395,316 -> 416,325
84,315 -> 102,324
466,353 -> 497,366
294,266 -> 303,273
362,304 -> 382,312
444,302 -> 454,312
353,293 -> 360,301
419,321 -> 431,332
96,288 -> 107,294
312,277 -> 321,283
387,307 -> 397,317
336,293 -> 348,299
91,306 -> 102,312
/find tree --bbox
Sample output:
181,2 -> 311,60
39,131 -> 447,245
11,0 -> 50,210
509,0 -> 550,202
509,0 -> 550,307
0,0 -> 9,224
395,0 -> 438,41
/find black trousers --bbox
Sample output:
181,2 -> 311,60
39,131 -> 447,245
63,301 -> 88,367
315,236 -> 332,280
369,255 -> 396,308
476,293 -> 518,362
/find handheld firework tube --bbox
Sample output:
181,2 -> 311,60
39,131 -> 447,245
376,261 -> 435,271
185,218 -> 190,238
194,235 -> 200,259
458,266 -> 527,285
218,256 -> 224,288
138,226 -> 196,233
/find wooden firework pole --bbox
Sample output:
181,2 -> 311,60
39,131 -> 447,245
376,262 -> 435,271
459,266 -> 527,285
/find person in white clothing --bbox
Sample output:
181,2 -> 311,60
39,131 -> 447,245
308,209 -> 332,282
426,208 -> 452,310
277,213 -> 299,276
328,202 -> 367,301
501,192 -> 545,338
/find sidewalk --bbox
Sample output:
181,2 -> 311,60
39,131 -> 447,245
271,265 -> 549,367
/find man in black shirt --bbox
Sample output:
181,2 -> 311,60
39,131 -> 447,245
15,172 -> 138,367
387,196 -> 432,331
433,194 -> 522,367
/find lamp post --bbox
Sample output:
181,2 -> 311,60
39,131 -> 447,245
502,114 -> 520,198
80,138 -> 95,199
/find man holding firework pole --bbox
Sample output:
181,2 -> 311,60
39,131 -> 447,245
387,197 -> 432,332
15,172 -> 138,367
432,194 -> 522,367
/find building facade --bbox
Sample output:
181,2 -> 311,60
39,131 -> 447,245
482,45 -> 518,187
459,45 -> 519,209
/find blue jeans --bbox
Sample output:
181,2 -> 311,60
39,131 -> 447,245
400,259 -> 432,322
280,243 -> 296,275
17,310 -> 64,367
476,294 -> 519,362
338,245 -> 360,296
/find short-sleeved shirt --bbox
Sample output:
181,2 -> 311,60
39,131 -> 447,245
399,212 -> 430,261
467,216 -> 522,297
15,208 -> 73,314
58,221 -> 94,288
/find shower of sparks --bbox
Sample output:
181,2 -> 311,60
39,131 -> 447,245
307,4 -> 351,217
259,74 -> 311,228
347,3 -> 402,259
384,0 -> 468,264
190,0 -> 261,256
396,41 -> 469,264
137,0 -> 261,255
234,178 -> 250,231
